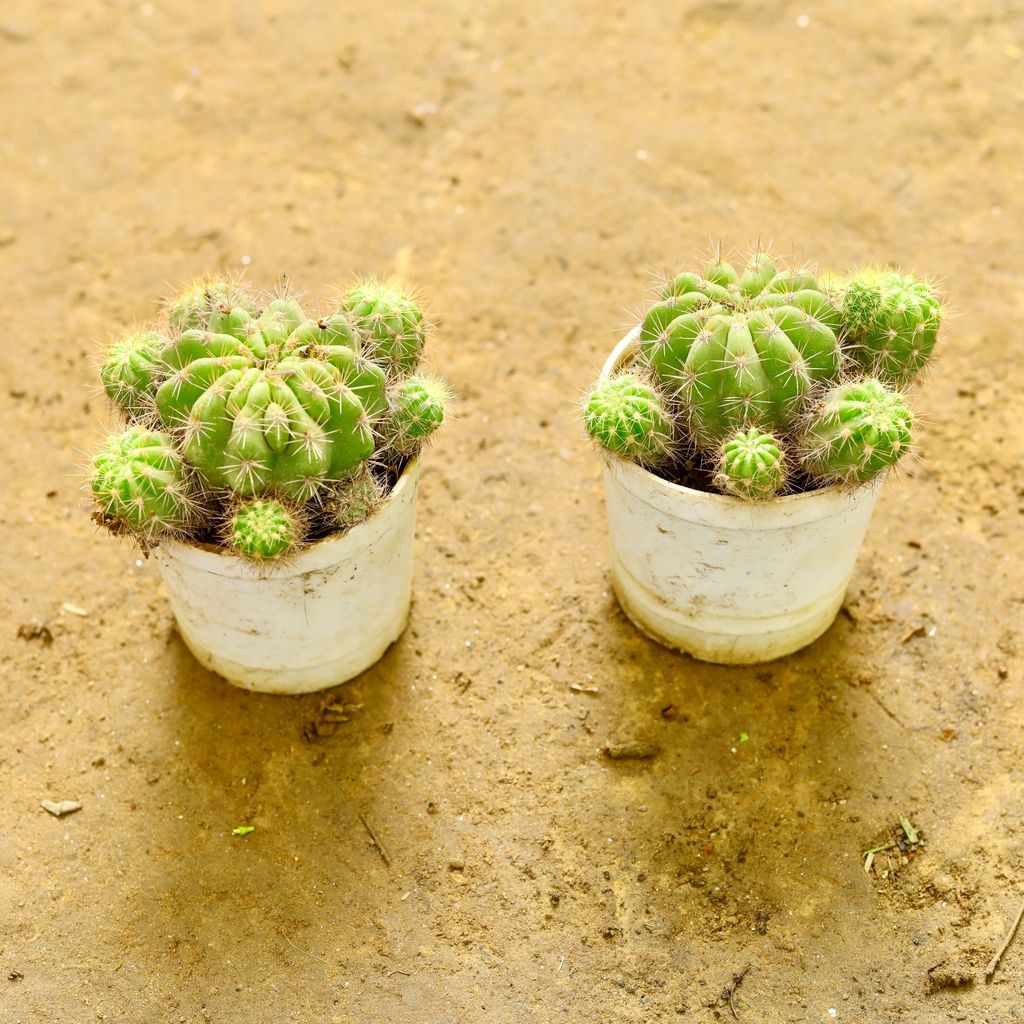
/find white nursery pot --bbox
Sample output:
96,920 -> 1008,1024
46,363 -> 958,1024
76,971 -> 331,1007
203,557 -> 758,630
599,333 -> 881,665
152,459 -> 421,694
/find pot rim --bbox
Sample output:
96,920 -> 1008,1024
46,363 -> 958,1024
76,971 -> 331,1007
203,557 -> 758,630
153,455 -> 421,577
599,328 -> 880,524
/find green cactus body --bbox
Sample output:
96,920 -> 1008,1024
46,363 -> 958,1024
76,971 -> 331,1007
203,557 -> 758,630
340,282 -> 426,375
330,470 -> 385,530
168,278 -> 259,332
715,428 -> 787,500
91,425 -> 198,533
584,373 -> 673,464
800,378 -> 912,484
639,255 -> 842,448
100,331 -> 168,418
839,270 -> 941,385
155,310 -> 377,501
384,375 -> 448,456
286,314 -> 389,421
229,498 -> 303,561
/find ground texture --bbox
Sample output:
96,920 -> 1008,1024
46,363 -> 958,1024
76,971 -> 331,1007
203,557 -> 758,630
2,1 -> 1023,1021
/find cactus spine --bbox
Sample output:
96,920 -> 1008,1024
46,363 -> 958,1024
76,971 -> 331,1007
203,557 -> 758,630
89,274 -> 448,560
584,373 -> 673,465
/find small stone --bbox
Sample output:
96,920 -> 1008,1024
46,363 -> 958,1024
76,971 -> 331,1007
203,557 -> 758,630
41,799 -> 81,817
447,859 -> 464,872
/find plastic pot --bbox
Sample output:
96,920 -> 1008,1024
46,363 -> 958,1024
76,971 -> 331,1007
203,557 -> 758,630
599,332 -> 881,665
152,459 -> 421,694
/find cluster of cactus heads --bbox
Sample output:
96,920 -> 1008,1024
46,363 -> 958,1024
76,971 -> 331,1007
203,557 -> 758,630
90,275 -> 448,561
585,248 -> 941,499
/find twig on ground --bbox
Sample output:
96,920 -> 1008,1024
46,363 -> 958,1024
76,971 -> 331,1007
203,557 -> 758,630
359,812 -> 391,868
602,740 -> 660,760
719,963 -> 751,1020
985,898 -> 1024,982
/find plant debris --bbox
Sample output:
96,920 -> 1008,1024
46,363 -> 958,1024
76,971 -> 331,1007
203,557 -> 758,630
40,799 -> 81,817
899,814 -> 920,844
232,825 -> 255,836
602,741 -> 660,760
716,963 -> 751,1019
927,958 -> 974,993
864,815 -> 923,873
17,622 -> 53,645
302,699 -> 363,740
359,812 -> 391,868
985,899 -> 1024,982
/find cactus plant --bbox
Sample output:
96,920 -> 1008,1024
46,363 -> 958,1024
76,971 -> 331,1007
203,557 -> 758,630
328,469 -> 386,530
837,269 -> 942,385
99,331 -> 168,419
799,378 -> 913,484
228,498 -> 304,561
383,375 -> 450,457
91,425 -> 200,534
715,427 -> 787,500
88,274 -> 448,562
638,253 -> 842,447
586,247 -> 941,499
583,373 -> 673,465
340,280 -> 426,375
168,276 -> 259,332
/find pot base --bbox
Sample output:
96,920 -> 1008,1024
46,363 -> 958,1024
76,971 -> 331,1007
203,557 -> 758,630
172,601 -> 411,694
611,557 -> 846,665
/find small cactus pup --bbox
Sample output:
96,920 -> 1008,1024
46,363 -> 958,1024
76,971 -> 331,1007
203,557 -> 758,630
167,276 -> 260,332
837,269 -> 943,385
339,280 -> 427,375
227,498 -> 304,561
799,378 -> 913,485
584,372 -> 673,465
99,330 -> 169,420
91,425 -> 200,535
714,427 -> 787,500
326,468 -> 386,531
637,251 -> 842,447
381,374 -> 450,458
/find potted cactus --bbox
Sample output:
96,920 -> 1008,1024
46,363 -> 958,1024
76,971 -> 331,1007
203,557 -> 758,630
584,250 -> 941,665
89,276 -> 448,693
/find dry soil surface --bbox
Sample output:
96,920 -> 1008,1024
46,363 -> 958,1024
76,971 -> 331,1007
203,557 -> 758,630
2,1 -> 1024,1022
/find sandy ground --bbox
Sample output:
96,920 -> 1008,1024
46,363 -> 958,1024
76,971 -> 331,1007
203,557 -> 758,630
2,1 -> 1023,1021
